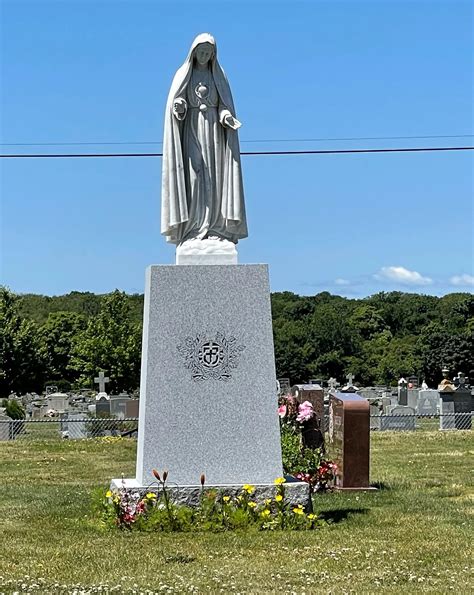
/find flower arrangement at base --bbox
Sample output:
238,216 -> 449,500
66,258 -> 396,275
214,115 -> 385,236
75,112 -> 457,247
278,394 -> 337,492
98,472 -> 326,532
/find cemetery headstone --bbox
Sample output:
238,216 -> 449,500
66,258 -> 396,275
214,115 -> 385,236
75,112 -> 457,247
95,397 -> 111,417
309,378 -> 323,386
60,413 -> 88,439
438,368 -> 472,430
369,403 -> 381,430
46,392 -> 69,413
381,395 -> 392,414
125,399 -> 139,418
329,392 -> 374,489
417,389 -> 439,416
290,384 -> 324,447
340,373 -> 358,393
380,405 -> 416,431
398,378 -> 408,406
327,377 -> 339,393
110,394 -> 131,419
94,371 -> 110,394
357,387 -> 374,400
407,389 -> 418,410
407,375 -> 419,388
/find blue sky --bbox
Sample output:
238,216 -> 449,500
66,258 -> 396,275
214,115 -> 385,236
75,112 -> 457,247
1,0 -> 473,297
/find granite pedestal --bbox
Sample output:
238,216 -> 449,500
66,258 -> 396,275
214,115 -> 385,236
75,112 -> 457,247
111,264 -> 309,506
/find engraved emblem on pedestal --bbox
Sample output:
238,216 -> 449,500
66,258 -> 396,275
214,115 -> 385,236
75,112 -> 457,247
177,332 -> 245,382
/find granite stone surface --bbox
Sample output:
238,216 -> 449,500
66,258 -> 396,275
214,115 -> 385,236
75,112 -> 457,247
110,477 -> 311,510
133,264 -> 283,487
417,389 -> 439,416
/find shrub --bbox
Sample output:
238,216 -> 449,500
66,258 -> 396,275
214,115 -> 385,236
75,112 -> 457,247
279,395 -> 336,491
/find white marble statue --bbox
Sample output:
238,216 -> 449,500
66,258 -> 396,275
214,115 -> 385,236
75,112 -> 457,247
161,33 -> 248,260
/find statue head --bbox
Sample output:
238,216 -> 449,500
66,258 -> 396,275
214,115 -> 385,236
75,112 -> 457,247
194,42 -> 214,66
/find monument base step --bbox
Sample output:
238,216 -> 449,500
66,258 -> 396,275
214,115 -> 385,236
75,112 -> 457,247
111,476 -> 311,510
333,486 -> 378,492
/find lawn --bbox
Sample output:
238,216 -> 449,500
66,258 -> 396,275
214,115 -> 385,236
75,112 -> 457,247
1,430 -> 473,593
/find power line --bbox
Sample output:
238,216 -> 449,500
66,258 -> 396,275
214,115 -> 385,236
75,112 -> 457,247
1,134 -> 473,147
1,146 -> 473,158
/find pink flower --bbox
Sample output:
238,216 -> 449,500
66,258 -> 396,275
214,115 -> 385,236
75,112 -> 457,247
278,404 -> 287,418
296,401 -> 314,422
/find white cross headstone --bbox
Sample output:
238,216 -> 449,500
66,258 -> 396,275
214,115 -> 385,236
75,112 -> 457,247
328,377 -> 339,392
94,371 -> 110,394
346,373 -> 355,386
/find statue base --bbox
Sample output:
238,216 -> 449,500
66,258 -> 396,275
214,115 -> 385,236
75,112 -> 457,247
176,238 -> 238,265
132,264 -> 283,487
110,477 -> 311,510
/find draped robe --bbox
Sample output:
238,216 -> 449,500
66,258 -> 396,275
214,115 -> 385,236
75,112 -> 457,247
161,34 -> 248,245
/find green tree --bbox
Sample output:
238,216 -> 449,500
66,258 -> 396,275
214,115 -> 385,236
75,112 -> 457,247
39,311 -> 87,384
309,299 -> 357,379
0,288 -> 45,397
417,323 -> 473,386
273,319 -> 314,383
70,290 -> 142,393
349,304 -> 389,340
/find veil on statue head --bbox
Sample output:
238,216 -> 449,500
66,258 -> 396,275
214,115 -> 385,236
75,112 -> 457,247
165,33 -> 236,116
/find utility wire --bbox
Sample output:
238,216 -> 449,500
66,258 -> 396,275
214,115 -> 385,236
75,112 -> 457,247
2,134 -> 473,147
1,146 -> 473,158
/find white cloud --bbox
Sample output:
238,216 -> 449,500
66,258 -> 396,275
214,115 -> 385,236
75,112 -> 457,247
374,266 -> 433,286
334,278 -> 350,286
450,274 -> 474,287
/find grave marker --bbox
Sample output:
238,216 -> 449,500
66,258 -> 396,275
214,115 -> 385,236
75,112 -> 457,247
94,371 -> 110,394
329,392 -> 374,489
398,378 -> 408,406
417,390 -> 439,416
290,384 -> 324,447
380,405 -> 416,431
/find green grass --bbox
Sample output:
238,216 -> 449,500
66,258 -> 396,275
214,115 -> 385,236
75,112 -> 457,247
1,431 -> 473,593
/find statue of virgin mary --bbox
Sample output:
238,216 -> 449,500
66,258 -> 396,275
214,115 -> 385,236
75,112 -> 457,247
161,34 -> 248,251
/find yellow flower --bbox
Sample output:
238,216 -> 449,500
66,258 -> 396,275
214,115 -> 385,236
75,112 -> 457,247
145,492 -> 157,500
308,513 -> 316,520
261,509 -> 271,517
105,490 -> 113,498
274,477 -> 286,485
264,498 -> 271,505
242,484 -> 255,494
223,496 -> 230,502
293,507 -> 305,515
275,494 -> 283,502
248,501 -> 257,509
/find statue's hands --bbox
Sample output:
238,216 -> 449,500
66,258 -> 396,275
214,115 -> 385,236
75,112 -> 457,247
223,113 -> 235,128
221,110 -> 242,130
173,98 -> 187,119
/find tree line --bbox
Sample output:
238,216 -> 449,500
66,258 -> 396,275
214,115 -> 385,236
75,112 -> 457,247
1,287 -> 472,398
